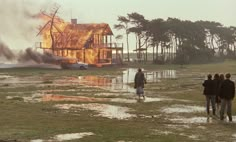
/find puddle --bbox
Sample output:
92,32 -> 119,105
55,103 -> 136,120
138,114 -> 160,119
42,94 -> 109,102
77,68 -> 176,93
54,132 -> 94,141
22,93 -> 44,102
179,133 -> 200,140
153,129 -> 174,135
0,76 -> 42,87
144,69 -> 177,82
197,126 -> 206,129
94,92 -> 133,97
110,97 -> 163,104
166,124 -> 190,131
170,116 -> 212,124
31,140 -> 43,142
110,98 -> 137,103
161,105 -> 205,113
7,94 -> 109,103
30,132 -> 94,142
0,74 -> 13,79
7,93 -> 167,104
144,97 -> 163,102
1,68 -> 177,94
41,89 -> 77,93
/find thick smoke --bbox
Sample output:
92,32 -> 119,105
0,45 -> 60,64
0,0 -> 57,50
0,0 -> 62,64
17,48 -> 59,64
0,41 -> 16,61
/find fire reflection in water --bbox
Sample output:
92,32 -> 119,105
42,94 -> 109,102
78,68 -> 176,93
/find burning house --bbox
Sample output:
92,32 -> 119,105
36,13 -> 123,66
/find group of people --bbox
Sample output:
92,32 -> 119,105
203,73 -> 235,121
134,68 -> 235,121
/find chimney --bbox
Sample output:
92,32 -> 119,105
71,19 -> 77,25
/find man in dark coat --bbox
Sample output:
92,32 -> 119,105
202,74 -> 216,115
134,68 -> 146,100
219,73 -> 235,121
213,74 -> 221,114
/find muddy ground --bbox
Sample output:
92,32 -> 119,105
0,61 -> 236,142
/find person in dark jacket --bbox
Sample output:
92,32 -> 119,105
219,73 -> 235,121
216,74 -> 225,114
202,74 -> 216,115
213,74 -> 220,114
134,68 -> 146,100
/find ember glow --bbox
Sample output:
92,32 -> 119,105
37,12 -> 123,65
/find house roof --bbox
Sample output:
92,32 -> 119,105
39,22 -> 114,48
73,23 -> 113,35
64,23 -> 113,48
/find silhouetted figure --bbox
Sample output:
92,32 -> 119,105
202,74 -> 216,115
213,73 -> 220,115
216,74 -> 225,114
219,73 -> 235,122
134,68 -> 146,100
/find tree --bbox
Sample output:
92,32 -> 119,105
114,16 -> 131,62
128,12 -> 149,61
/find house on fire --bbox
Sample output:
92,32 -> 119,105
36,17 -> 123,66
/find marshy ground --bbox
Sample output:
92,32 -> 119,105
0,61 -> 236,142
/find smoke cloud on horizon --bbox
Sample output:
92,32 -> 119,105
0,0 -> 63,64
0,0 -> 58,50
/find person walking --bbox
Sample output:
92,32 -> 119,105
216,74 -> 225,114
134,68 -> 147,100
219,73 -> 235,122
202,74 -> 216,116
213,74 -> 220,115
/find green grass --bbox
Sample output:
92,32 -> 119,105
0,60 -> 236,141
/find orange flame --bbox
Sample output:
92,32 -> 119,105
38,12 -> 115,65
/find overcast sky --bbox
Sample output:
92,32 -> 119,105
56,0 -> 236,52
1,0 -> 235,52
55,0 -> 235,26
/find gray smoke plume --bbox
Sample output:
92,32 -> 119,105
0,0 -> 63,64
0,42 -> 16,61
17,48 -> 60,64
0,0 -> 57,50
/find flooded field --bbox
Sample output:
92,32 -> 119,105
0,62 -> 236,142
31,132 -> 94,142
55,103 -> 136,120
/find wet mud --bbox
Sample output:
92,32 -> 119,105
161,105 -> 205,114
30,132 -> 94,142
54,103 -> 136,120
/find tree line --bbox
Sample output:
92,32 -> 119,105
114,12 -> 236,64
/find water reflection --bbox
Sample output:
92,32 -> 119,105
54,132 -> 94,141
42,94 -> 109,102
55,103 -> 136,120
161,105 -> 205,114
30,132 -> 94,142
170,117 -> 213,124
78,68 -> 176,93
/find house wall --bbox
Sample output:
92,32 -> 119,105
76,48 -> 112,64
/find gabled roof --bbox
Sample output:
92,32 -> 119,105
39,21 -> 114,48
64,23 -> 113,48
73,23 -> 113,35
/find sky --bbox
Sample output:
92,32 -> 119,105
0,0 -> 235,52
